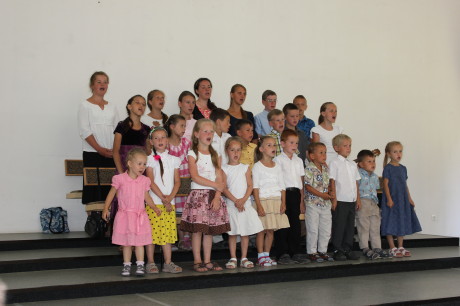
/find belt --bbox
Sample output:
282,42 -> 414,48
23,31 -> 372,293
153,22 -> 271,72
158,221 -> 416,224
119,208 -> 146,234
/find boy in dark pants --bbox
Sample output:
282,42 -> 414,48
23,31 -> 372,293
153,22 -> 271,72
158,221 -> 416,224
329,134 -> 361,261
273,130 -> 309,264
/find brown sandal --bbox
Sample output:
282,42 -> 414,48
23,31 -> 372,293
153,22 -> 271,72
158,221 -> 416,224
205,262 -> 223,271
193,262 -> 208,272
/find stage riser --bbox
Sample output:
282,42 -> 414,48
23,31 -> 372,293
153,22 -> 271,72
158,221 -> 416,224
6,257 -> 460,304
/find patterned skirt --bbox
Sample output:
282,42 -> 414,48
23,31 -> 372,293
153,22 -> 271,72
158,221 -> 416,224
146,205 -> 177,245
180,189 -> 231,235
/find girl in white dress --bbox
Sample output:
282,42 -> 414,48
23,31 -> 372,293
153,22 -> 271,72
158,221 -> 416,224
222,137 -> 264,269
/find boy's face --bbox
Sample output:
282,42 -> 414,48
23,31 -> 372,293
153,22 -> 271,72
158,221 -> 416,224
285,109 -> 300,128
358,156 -> 376,174
262,95 -> 277,111
293,98 -> 307,116
269,114 -> 285,133
281,135 -> 299,155
334,139 -> 352,158
236,123 -> 253,143
216,115 -> 231,133
309,145 -> 327,165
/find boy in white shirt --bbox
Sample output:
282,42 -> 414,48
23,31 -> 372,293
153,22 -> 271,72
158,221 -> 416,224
210,108 -> 232,166
273,130 -> 309,264
329,134 -> 361,261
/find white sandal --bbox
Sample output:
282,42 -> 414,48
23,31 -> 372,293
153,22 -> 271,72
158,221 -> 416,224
240,258 -> 254,269
225,258 -> 237,269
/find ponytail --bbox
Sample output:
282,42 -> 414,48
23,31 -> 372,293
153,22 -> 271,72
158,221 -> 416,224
318,102 -> 334,125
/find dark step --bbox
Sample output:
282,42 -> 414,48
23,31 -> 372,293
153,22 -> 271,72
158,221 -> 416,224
5,246 -> 460,304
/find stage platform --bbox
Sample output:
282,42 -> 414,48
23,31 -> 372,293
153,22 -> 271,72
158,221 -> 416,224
0,233 -> 458,304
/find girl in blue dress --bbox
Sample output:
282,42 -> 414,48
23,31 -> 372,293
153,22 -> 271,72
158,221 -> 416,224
381,141 -> 422,258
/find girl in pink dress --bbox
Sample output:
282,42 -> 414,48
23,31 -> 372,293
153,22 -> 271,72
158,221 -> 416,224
165,114 -> 193,250
102,148 -> 159,277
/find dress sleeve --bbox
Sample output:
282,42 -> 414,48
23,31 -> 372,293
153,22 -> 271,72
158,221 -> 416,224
382,165 -> 391,179
77,102 -> 92,140
252,164 -> 260,189
146,155 -> 155,168
309,126 -> 318,139
143,175 -> 151,191
111,174 -> 121,189
113,121 -> 124,134
173,156 -> 181,169
187,150 -> 197,159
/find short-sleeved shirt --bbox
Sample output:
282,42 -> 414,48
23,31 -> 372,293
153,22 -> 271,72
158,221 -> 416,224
147,150 -> 181,204
168,137 -> 192,178
358,168 -> 380,203
329,155 -> 360,202
141,114 -> 163,128
252,161 -> 285,198
212,132 -> 231,166
304,161 -> 331,207
113,121 -> 150,146
254,110 -> 271,136
184,118 -> 197,141
310,125 -> 344,165
274,152 -> 304,189
188,150 -> 216,190
297,116 -> 315,141
239,143 -> 257,169
267,129 -> 282,157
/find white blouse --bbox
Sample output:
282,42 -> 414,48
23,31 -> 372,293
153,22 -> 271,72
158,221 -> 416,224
78,101 -> 119,152
147,150 -> 181,205
141,114 -> 163,128
252,161 -> 285,198
310,125 -> 344,165
188,150 -> 217,190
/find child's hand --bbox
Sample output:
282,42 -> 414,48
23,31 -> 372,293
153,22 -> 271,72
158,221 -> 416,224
257,206 -> 266,217
280,204 -> 286,214
387,199 -> 394,208
409,199 -> 415,207
235,198 -> 245,212
102,209 -> 110,222
215,180 -> 225,192
331,200 -> 337,211
356,200 -> 361,211
165,202 -> 173,213
99,148 -> 113,158
211,197 -> 221,211
328,190 -> 335,199
153,207 -> 162,216
300,202 -> 306,214
321,193 -> 332,200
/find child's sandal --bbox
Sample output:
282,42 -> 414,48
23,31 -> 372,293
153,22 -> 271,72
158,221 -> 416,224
390,247 -> 403,258
398,247 -> 411,257
163,262 -> 182,274
193,262 -> 208,273
240,258 -> 254,269
205,262 -> 223,271
257,256 -> 272,267
225,258 -> 237,269
146,262 -> 159,274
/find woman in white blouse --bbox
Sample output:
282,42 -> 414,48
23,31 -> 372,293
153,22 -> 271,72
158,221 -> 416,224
78,71 -> 119,204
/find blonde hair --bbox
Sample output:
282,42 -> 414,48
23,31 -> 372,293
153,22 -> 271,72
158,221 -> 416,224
125,148 -> 147,169
383,141 -> 403,167
191,119 -> 220,169
332,134 -> 351,147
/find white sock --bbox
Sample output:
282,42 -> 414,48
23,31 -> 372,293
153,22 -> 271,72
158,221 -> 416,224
123,262 -> 131,266
136,261 -> 145,266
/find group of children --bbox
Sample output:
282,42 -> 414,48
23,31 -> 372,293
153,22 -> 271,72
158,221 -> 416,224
99,83 -> 421,276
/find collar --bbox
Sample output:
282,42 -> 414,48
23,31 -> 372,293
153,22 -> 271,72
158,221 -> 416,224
270,129 -> 281,136
358,168 -> 375,178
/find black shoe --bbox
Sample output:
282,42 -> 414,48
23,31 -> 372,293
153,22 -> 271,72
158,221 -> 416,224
333,250 -> 347,261
292,253 -> 311,264
344,250 -> 360,260
278,254 -> 296,265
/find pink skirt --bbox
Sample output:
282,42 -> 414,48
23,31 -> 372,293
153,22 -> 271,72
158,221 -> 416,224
180,189 -> 231,235
112,209 -> 152,246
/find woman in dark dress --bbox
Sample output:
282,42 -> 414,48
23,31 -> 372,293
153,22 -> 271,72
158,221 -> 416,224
192,77 -> 217,120
227,84 -> 258,140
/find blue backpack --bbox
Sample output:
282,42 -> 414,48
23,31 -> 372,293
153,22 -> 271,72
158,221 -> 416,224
40,207 -> 70,234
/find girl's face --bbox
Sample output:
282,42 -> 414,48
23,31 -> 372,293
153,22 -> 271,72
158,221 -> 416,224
150,130 -> 168,152
171,120 -> 186,138
321,104 -> 337,123
226,141 -> 242,164
90,75 -> 109,95
128,97 -> 146,117
127,154 -> 147,177
387,145 -> 403,163
148,92 -> 165,111
194,122 -> 214,146
178,96 -> 196,116
260,138 -> 277,159
196,81 -> 212,100
231,87 -> 246,106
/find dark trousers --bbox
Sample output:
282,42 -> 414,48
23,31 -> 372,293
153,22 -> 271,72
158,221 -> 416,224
274,188 -> 301,258
82,151 -> 115,204
332,201 -> 356,252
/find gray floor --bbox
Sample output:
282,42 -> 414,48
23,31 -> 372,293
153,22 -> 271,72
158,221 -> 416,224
10,268 -> 460,306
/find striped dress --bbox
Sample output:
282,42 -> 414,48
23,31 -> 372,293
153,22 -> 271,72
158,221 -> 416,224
168,137 -> 191,212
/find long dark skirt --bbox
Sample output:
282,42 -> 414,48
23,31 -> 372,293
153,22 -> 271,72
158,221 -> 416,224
82,151 -> 115,204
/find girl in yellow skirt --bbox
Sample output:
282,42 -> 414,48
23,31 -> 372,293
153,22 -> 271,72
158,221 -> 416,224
252,136 -> 290,266
145,126 -> 182,273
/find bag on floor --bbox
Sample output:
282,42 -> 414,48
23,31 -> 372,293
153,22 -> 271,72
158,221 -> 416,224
40,207 -> 70,234
84,211 -> 108,238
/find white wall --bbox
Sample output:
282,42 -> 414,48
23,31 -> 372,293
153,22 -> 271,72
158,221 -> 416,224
1,0 -> 459,236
